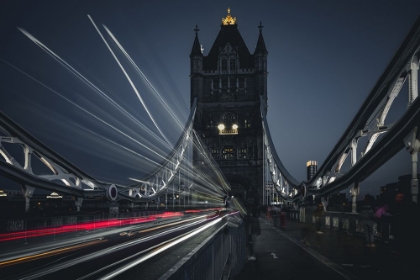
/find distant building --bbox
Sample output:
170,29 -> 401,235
306,160 -> 317,181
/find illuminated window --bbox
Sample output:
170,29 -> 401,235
238,148 -> 247,159
222,147 -> 235,160
222,59 -> 227,70
230,59 -> 236,70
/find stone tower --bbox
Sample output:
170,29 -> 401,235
190,8 -> 268,206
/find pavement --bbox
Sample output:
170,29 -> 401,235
232,214 -> 411,280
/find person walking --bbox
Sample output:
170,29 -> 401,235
360,195 -> 376,247
313,203 -> 324,234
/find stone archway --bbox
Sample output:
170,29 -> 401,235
225,174 -> 254,206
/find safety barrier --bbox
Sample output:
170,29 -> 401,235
287,208 -> 393,242
159,214 -> 246,280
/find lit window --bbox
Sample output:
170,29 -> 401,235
238,148 -> 247,159
222,147 -> 235,160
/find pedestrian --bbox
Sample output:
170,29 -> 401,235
300,205 -> 314,245
267,205 -> 272,224
280,207 -> 286,227
374,203 -> 389,236
360,195 -> 376,247
391,191 -> 420,277
313,203 -> 324,234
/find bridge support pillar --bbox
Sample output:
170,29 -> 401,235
351,182 -> 359,213
21,184 -> 35,213
75,197 -> 83,211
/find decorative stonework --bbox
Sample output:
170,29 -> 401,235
222,8 -> 236,25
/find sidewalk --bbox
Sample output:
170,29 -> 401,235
234,215 -> 406,280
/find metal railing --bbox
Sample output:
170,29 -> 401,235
159,215 -> 246,280
287,208 -> 394,242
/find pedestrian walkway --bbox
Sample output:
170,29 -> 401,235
234,215 -> 406,280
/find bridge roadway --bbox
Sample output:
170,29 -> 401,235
0,211 -> 410,279
234,214 -> 407,280
0,211 -> 224,280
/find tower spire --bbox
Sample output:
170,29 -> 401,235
190,24 -> 202,57
255,21 -> 267,54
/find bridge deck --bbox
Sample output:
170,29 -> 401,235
234,215 -> 409,280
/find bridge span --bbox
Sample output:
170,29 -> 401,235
1,4 -> 420,280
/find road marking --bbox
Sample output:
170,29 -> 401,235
270,252 -> 278,259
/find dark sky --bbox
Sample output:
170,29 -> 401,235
1,0 -> 420,198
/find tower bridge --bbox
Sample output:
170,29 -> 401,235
0,7 -> 420,280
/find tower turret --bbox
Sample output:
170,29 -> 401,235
254,22 -> 268,113
190,25 -> 203,106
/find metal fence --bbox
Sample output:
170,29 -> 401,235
286,208 -> 394,242
0,210 -> 164,247
159,215 -> 247,280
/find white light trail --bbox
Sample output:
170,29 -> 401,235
16,27 -> 170,151
0,59 -> 167,163
101,217 -> 225,279
102,24 -> 184,130
87,15 -> 171,146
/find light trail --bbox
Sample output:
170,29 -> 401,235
100,216 -> 225,279
102,24 -> 184,130
0,239 -> 106,268
16,213 -> 217,280
0,59 -> 168,163
87,15 -> 171,146
15,27 -> 171,151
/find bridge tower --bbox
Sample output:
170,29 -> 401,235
190,8 -> 268,206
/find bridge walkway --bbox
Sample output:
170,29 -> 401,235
233,214 -> 410,280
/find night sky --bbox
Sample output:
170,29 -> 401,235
1,0 -> 420,198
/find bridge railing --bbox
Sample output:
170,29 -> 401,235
0,210 -> 169,247
286,209 -> 394,243
159,216 -> 247,280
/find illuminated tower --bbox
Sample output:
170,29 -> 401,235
307,160 -> 317,181
190,8 -> 268,206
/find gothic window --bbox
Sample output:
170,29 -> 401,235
222,59 -> 227,71
222,112 -> 235,125
238,148 -> 247,159
221,78 -> 228,89
230,59 -> 236,71
244,119 -> 251,128
213,78 -> 219,89
206,119 -> 214,129
239,78 -> 245,88
222,147 -> 235,160
211,148 -> 220,159
244,113 -> 252,128
228,77 -> 237,91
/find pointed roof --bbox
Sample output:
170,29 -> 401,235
204,8 -> 253,70
190,25 -> 203,57
255,22 -> 267,55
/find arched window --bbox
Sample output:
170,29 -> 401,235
230,59 -> 236,70
221,59 -> 227,70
